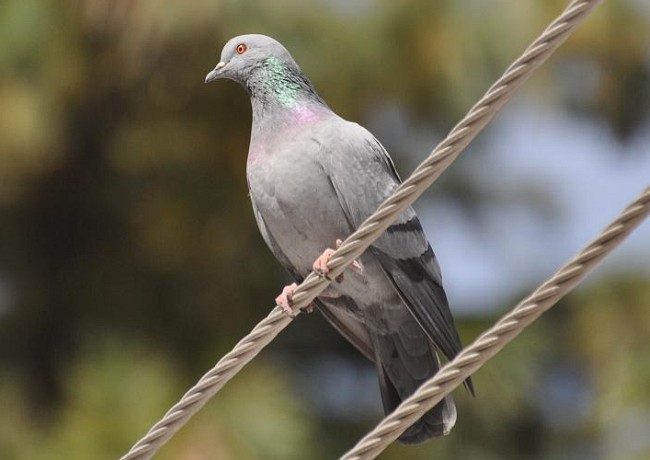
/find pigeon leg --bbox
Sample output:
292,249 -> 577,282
313,239 -> 363,282
276,282 -> 314,315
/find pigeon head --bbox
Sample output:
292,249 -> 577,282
205,34 -> 297,84
205,34 -> 325,109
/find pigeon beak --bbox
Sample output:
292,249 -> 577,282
205,62 -> 226,83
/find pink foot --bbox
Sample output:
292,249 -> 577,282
275,282 -> 314,315
313,248 -> 341,282
312,239 -> 363,283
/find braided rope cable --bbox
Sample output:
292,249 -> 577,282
120,1 -> 603,458
340,186 -> 650,460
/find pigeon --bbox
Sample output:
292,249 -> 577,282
206,34 -> 473,444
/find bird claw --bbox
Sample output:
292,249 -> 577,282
312,239 -> 363,283
275,282 -> 314,316
313,248 -> 343,282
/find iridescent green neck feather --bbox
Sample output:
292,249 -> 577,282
247,56 -> 324,111
262,57 -> 302,107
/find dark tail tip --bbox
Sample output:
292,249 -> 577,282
398,394 -> 457,444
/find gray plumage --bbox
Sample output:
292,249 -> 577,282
206,34 -> 473,443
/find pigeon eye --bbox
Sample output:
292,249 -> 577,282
236,43 -> 247,54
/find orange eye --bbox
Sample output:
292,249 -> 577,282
236,43 -> 247,54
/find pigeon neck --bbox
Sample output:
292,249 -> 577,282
247,57 -> 326,113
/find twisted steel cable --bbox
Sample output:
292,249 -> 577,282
340,186 -> 650,460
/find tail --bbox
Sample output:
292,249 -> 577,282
371,331 -> 457,444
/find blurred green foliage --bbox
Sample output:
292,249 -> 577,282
0,342 -> 316,459
0,0 -> 648,458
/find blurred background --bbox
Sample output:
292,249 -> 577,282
1,0 -> 649,459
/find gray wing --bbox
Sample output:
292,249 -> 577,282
322,121 -> 468,372
314,296 -> 374,361
249,194 -> 375,361
372,218 -> 464,364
